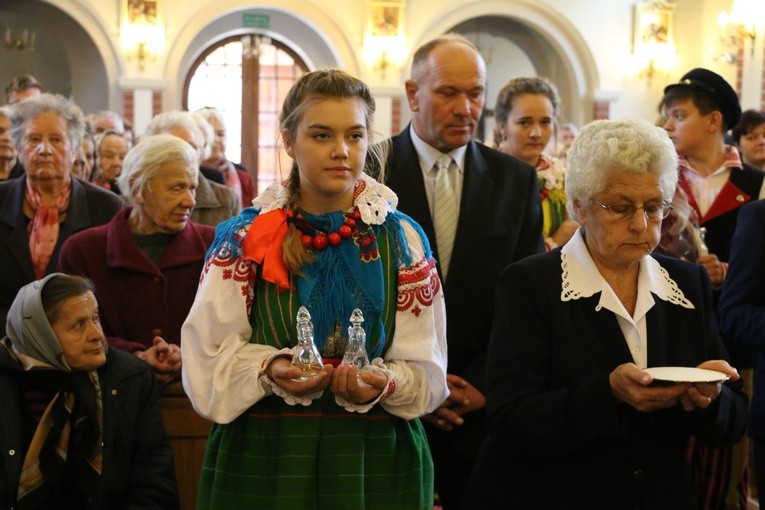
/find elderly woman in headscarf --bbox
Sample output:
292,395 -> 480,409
0,273 -> 178,508
0,94 -> 123,332
59,134 -> 215,383
463,118 -> 747,509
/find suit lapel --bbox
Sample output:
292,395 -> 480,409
0,177 -> 36,281
578,295 -> 635,366
7,221 -> 35,281
447,142 -> 491,284
388,129 -> 436,248
702,178 -> 751,223
388,133 -> 495,284
577,293 -> 671,368
48,178 -> 99,274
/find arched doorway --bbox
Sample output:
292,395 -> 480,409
451,16 -> 575,143
2,0 -> 112,114
413,1 -> 599,131
184,35 -> 308,195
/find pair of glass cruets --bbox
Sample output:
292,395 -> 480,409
291,306 -> 372,383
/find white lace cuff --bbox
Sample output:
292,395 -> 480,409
261,348 -> 325,406
334,358 -> 395,413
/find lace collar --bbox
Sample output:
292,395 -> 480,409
561,229 -> 694,309
252,172 -> 397,225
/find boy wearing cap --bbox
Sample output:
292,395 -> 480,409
660,67 -> 765,510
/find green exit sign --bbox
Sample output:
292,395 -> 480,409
243,13 -> 270,29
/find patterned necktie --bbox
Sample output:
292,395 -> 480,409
433,154 -> 457,280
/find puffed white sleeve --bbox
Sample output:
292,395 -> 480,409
378,218 -> 448,419
181,244 -> 283,424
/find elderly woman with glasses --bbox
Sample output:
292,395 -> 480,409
463,118 -> 747,509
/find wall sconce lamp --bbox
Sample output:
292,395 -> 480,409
632,1 -> 677,86
716,52 -> 737,65
4,0 -> 35,52
639,58 -> 659,85
241,34 -> 271,60
632,40 -> 677,86
717,0 -> 763,59
636,55 -> 674,86
374,51 -> 393,80
121,19 -> 162,72
4,28 -> 35,51
129,41 -> 154,70
364,36 -> 406,80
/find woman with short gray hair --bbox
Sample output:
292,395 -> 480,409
465,118 -> 747,509
8,93 -> 85,151
60,133 -> 215,383
117,132 -> 199,201
0,93 -> 122,333
565,118 -> 679,216
143,110 -> 240,226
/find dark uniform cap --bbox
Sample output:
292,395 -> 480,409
663,67 -> 741,130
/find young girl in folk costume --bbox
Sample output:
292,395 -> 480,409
181,69 -> 448,509
493,77 -> 579,251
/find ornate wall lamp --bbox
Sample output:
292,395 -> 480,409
716,0 -> 763,62
3,0 -> 35,52
363,1 -> 408,80
631,1 -> 677,86
120,0 -> 164,71
4,28 -> 35,51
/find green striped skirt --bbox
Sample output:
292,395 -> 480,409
196,390 -> 433,509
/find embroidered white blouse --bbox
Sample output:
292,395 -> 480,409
181,174 -> 449,424
561,229 -> 694,368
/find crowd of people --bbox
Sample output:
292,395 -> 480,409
1,32 -> 765,509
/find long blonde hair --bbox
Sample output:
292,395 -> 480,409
278,69 -> 387,273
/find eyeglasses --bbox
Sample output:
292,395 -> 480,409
590,198 -> 672,221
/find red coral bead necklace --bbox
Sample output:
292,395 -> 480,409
296,207 -> 362,250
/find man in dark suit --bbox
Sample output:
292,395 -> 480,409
719,198 -> 765,503
383,33 -> 544,509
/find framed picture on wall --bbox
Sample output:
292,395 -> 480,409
124,0 -> 159,26
368,1 -> 403,37
633,0 -> 675,50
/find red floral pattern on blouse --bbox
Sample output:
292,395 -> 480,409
397,257 -> 440,316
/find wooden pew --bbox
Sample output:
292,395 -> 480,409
160,381 -> 212,510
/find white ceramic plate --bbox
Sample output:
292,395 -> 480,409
644,366 -> 730,383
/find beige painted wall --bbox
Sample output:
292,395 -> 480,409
3,0 -> 761,135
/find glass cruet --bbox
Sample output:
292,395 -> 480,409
341,308 -> 374,386
290,306 -> 324,381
